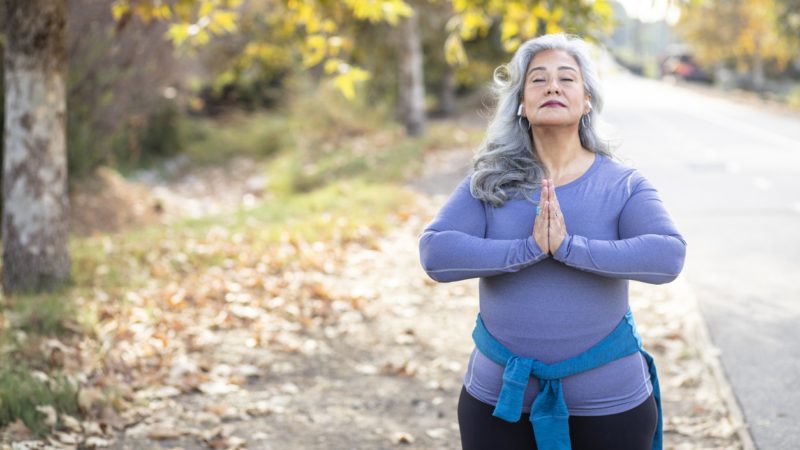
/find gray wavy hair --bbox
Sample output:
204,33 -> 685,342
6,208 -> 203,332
470,33 -> 612,207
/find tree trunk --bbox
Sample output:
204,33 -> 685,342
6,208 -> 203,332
752,40 -> 765,94
398,11 -> 426,137
3,0 -> 70,293
439,63 -> 456,117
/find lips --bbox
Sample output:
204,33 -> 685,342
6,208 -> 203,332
541,100 -> 566,107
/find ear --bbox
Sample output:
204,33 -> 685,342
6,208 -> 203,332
517,104 -> 525,116
584,96 -> 593,114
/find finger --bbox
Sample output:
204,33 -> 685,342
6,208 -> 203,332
550,184 -> 563,219
552,181 -> 561,209
537,184 -> 545,217
541,181 -> 547,202
544,200 -> 550,225
536,193 -> 545,218
549,200 -> 558,227
534,204 -> 543,232
544,179 -> 551,203
547,200 -> 557,252
551,199 -> 566,234
550,200 -> 561,228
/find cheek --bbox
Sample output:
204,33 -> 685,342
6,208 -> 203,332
523,85 -> 536,99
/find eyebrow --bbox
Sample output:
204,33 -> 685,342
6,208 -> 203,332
528,66 -> 578,74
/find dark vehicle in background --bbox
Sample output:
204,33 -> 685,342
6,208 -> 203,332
658,46 -> 713,84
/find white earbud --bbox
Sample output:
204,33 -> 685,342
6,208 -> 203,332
517,104 -> 524,116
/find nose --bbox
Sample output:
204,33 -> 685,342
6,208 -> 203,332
546,80 -> 560,95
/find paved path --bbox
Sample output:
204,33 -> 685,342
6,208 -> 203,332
602,72 -> 800,450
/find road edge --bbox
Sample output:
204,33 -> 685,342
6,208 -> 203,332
669,278 -> 758,450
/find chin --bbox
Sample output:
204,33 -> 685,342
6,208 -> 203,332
531,120 -> 579,128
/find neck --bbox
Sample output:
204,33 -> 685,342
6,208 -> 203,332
530,125 -> 591,179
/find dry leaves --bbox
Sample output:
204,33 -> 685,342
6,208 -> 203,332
3,142 -> 746,449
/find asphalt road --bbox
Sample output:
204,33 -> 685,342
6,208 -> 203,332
603,72 -> 800,450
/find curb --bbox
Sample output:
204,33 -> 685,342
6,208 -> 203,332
669,278 -> 757,450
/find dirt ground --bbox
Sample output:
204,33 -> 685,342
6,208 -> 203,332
6,133 -> 748,450
103,195 -> 745,450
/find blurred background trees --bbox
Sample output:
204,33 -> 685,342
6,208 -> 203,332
676,0 -> 797,92
2,0 -> 800,293
0,0 -> 796,186
0,0 -> 626,204
610,0 -> 800,98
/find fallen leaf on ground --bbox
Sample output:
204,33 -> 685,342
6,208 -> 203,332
390,431 -> 415,444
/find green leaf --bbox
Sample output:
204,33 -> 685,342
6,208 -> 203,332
111,1 -> 130,21
166,23 -> 191,45
211,10 -> 238,33
303,35 -> 328,68
444,33 -> 468,66
332,65 -> 371,100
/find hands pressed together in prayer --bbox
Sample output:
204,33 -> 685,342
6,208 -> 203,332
532,179 -> 568,255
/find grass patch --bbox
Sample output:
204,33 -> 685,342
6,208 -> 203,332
0,367 -> 79,436
271,130 -> 425,194
180,110 -> 294,166
69,178 -> 416,291
424,119 -> 485,152
0,289 -> 79,337
0,289 -> 87,433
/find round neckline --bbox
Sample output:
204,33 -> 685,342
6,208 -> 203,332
553,152 -> 602,191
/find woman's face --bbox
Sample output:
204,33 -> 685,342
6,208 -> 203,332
522,49 -> 591,129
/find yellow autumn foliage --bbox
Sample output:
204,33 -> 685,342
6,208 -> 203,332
111,0 -> 612,100
678,0 -> 794,70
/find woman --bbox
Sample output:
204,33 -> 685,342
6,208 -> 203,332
418,34 -> 686,450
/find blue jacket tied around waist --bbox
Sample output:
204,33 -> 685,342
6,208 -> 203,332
472,310 -> 662,450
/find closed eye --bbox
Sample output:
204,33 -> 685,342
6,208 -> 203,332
561,78 -> 574,82
532,79 -> 544,83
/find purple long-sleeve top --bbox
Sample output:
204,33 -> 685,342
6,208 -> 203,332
419,153 -> 686,416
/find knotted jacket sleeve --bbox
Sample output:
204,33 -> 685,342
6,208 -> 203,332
419,176 -> 549,283
552,171 -> 687,284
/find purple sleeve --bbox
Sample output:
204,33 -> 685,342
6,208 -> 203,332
552,172 -> 687,284
419,176 -> 549,283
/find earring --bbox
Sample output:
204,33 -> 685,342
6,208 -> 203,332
580,114 -> 591,129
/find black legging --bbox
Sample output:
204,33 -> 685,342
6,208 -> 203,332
458,385 -> 658,450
